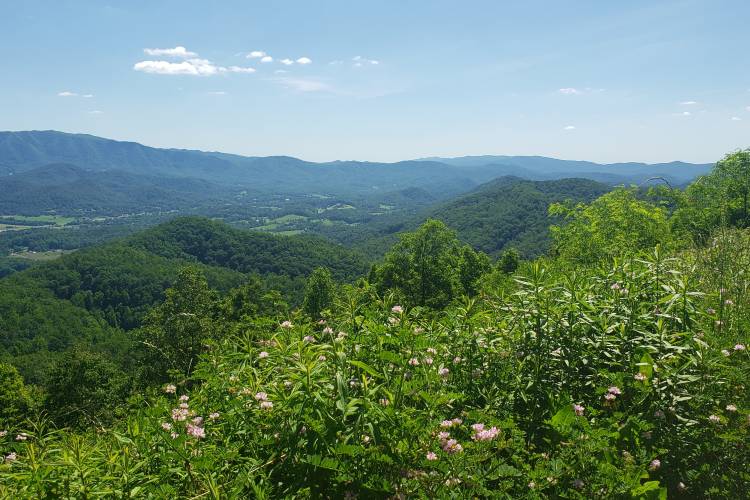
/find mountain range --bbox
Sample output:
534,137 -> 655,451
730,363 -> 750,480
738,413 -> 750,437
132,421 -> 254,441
0,131 -> 712,200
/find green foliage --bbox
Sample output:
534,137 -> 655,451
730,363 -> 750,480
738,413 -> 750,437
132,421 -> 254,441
549,187 -> 670,264
134,267 -> 220,384
0,363 -> 33,425
497,247 -> 520,274
302,267 -> 336,319
672,149 -> 750,243
44,349 -> 129,428
373,220 -> 488,308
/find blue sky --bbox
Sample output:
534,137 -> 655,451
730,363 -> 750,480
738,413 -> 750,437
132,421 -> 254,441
1,0 -> 749,163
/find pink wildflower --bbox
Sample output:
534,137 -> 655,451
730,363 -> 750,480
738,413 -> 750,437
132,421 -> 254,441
451,417 -> 463,426
472,425 -> 499,441
192,416 -> 203,425
260,401 -> 274,410
391,305 -> 404,314
15,433 -> 27,441
318,355 -> 327,361
573,404 -> 585,416
388,316 -> 400,325
438,431 -> 451,441
604,393 -> 616,402
649,459 -> 661,471
280,320 -> 293,329
442,439 -> 463,454
734,344 -> 746,351
161,422 -> 173,431
4,452 -> 17,462
413,327 -> 424,334
708,414 -> 721,424
179,402 -> 189,409
722,349 -> 731,357
608,386 -> 622,395
726,404 -> 737,412
379,398 -> 390,406
172,408 -> 189,421
424,357 -> 434,366
408,358 -> 420,366
453,356 -> 462,364
323,327 -> 334,334
179,395 -> 189,402
170,432 -> 179,439
186,424 -> 205,439
209,412 -> 220,420
426,347 -> 437,355
254,392 -> 268,401
259,351 -> 269,359
0,431 -> 7,437
634,373 -> 647,382
164,384 -> 177,394
426,451 -> 438,461
303,335 -> 315,343
438,367 -> 450,377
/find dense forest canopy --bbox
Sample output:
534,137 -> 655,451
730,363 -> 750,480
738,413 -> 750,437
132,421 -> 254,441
0,149 -> 748,497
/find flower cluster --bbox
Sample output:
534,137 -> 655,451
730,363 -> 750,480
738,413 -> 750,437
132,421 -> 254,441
471,423 -> 499,441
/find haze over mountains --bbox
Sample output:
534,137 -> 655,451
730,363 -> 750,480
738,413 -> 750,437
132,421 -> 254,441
1,131 -> 712,201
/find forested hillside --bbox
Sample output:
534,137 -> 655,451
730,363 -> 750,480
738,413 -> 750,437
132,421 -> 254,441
0,149 -> 747,497
0,217 -> 368,384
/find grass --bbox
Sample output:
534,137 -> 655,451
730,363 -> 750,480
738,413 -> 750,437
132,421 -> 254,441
0,215 -> 75,226
9,250 -> 73,261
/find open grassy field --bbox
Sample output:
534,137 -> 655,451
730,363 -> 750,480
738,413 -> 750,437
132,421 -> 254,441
9,249 -> 73,261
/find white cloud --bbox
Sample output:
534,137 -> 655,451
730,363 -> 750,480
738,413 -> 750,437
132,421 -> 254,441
352,56 -> 379,67
563,125 -> 576,130
227,66 -> 255,73
328,60 -> 344,65
731,116 -> 742,121
207,91 -> 227,95
274,69 -> 289,74
260,55 -> 273,63
88,110 -> 103,115
559,88 -> 582,95
746,106 -> 750,112
296,57 -> 312,65
58,91 -> 77,97
280,58 -> 294,65
82,94 -> 94,98
274,77 -> 332,93
682,111 -> 692,116
679,100 -> 697,105
247,50 -> 266,59
144,46 -> 197,58
134,58 -> 220,76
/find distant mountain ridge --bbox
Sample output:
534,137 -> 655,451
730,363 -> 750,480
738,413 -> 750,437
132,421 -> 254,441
0,131 -> 713,197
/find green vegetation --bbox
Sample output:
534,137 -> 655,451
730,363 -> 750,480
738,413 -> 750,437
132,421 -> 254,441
0,151 -> 748,497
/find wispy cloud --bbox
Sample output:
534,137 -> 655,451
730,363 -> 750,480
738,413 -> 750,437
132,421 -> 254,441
207,91 -> 228,95
134,58 -> 221,76
731,116 -> 742,121
134,46 -> 255,76
260,55 -> 273,63
88,110 -> 103,115
273,77 -> 332,93
558,88 -> 582,95
679,100 -> 698,105
352,56 -> 379,67
144,46 -> 197,58
280,58 -> 294,65
227,66 -> 255,74
58,91 -> 94,98
296,57 -> 312,65
563,125 -> 576,130
247,51 -> 266,59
